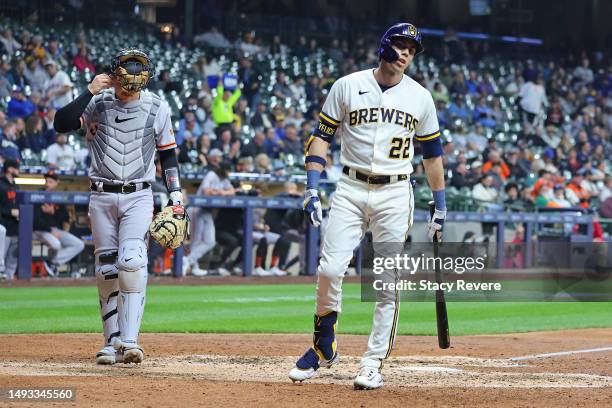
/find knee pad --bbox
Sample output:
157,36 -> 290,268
117,239 -> 148,272
117,239 -> 148,293
95,251 -> 119,299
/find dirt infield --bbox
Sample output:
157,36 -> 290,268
1,330 -> 612,407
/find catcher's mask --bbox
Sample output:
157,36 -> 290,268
110,48 -> 155,94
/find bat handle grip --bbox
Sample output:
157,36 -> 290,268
428,200 -> 439,244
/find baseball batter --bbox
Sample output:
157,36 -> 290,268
54,49 -> 184,364
289,23 -> 447,389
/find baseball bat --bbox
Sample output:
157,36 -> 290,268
429,201 -> 450,349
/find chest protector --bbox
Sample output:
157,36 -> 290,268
89,90 -> 160,182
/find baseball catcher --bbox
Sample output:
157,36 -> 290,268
54,48 -> 184,365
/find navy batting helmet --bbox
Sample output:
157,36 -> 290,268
378,22 -> 424,62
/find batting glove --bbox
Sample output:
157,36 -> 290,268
303,189 -> 323,228
427,208 -> 446,241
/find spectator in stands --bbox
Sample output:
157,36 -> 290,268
518,73 -> 548,133
26,34 -> 46,61
20,115 -> 50,153
250,101 -> 272,129
447,94 -> 470,122
254,153 -> 272,173
573,57 -> 594,86
45,35 -> 66,68
431,82 -> 449,104
33,171 -> 85,276
600,176 -> 612,203
535,184 -> 554,207
273,72 -> 292,100
450,71 -> 468,95
478,72 -> 495,96
0,159 -> 19,279
0,60 -> 12,99
465,70 -> 479,95
264,127 -> 283,159
211,75 -> 241,132
72,47 -> 96,73
503,183 -> 522,211
6,58 -> 28,89
548,184 -> 572,208
505,149 -> 529,180
43,59 -> 73,109
176,110 -> 202,146
289,75 -> 307,102
473,96 -> 496,128
0,121 -> 21,161
46,133 -> 76,170
450,162 -> 472,189
238,57 -> 262,108
212,128 -> 232,155
193,25 -> 232,49
483,151 -> 510,181
178,131 -> 199,165
282,124 -> 302,157
23,56 -> 48,94
242,131 -> 266,158
238,31 -> 261,55
472,174 -> 499,203
7,86 -> 35,119
205,148 -> 224,169
197,134 -> 211,166
0,29 -> 21,56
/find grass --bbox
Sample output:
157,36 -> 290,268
0,283 -> 611,336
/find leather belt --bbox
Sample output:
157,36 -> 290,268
342,166 -> 408,185
90,182 -> 151,194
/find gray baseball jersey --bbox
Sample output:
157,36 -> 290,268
81,89 -> 177,184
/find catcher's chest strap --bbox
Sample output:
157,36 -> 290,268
90,182 -> 151,194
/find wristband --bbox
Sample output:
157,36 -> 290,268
432,189 -> 446,210
307,169 -> 321,190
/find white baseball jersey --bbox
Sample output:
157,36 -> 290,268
320,69 -> 440,175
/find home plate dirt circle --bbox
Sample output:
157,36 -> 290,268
1,331 -> 612,406
1,355 -> 611,389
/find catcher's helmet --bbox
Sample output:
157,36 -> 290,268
378,22 -> 424,62
110,48 -> 155,93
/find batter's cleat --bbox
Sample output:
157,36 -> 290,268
289,312 -> 339,383
289,347 -> 339,382
353,367 -> 384,390
217,267 -> 231,277
95,345 -> 123,365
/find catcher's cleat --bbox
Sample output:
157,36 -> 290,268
353,367 -> 384,390
95,345 -> 123,365
289,312 -> 339,383
114,340 -> 144,364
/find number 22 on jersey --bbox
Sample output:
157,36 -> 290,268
388,136 -> 413,159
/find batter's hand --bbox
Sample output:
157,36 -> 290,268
427,208 -> 446,241
303,189 -> 323,228
88,74 -> 113,95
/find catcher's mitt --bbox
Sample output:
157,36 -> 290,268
148,205 -> 190,249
